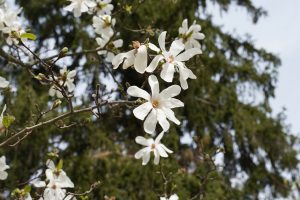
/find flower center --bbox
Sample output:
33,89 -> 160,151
151,143 -> 156,149
152,99 -> 159,108
132,41 -> 141,49
166,55 -> 175,63
51,184 -> 57,190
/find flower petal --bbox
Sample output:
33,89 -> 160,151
154,131 -> 164,144
142,150 -> 151,165
153,149 -> 160,165
160,63 -> 175,82
127,86 -> 150,100
146,55 -> 164,73
148,75 -> 160,99
176,48 -> 202,62
148,43 -> 160,53
143,109 -> 157,134
135,136 -> 150,146
134,45 -> 147,73
169,40 -> 185,57
156,145 -> 168,157
158,31 -> 167,52
157,109 -> 170,132
133,102 -> 152,120
159,85 -> 181,99
162,108 -> 180,125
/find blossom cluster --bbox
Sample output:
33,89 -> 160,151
0,1 -> 25,45
114,23 -> 205,165
63,0 -> 205,167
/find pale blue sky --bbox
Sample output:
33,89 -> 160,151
208,0 -> 300,134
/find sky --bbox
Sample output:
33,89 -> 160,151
207,0 -> 300,134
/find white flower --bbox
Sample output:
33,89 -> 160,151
160,194 -> 179,200
0,104 -> 6,131
0,76 -> 9,88
135,131 -> 173,165
94,0 -> 114,15
49,66 -> 76,98
178,19 -> 205,50
127,75 -> 183,134
0,4 -> 25,45
93,15 -> 115,38
64,0 -> 96,17
112,41 -> 157,74
146,31 -> 202,90
60,66 -> 76,92
34,160 -> 74,200
0,155 -> 9,180
97,38 -> 123,62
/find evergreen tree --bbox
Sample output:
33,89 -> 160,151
0,0 -> 297,199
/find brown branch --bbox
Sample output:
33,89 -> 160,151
0,100 -> 136,147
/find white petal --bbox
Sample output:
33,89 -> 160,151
112,39 -> 123,48
169,194 -> 179,200
0,171 -> 7,180
135,136 -> 150,146
161,144 -> 173,154
133,102 -> 152,120
143,109 -> 157,134
33,180 -> 46,188
159,85 -> 181,99
169,40 -> 185,57
153,149 -> 160,165
145,55 -> 164,73
156,145 -> 168,157
176,48 -> 202,62
158,31 -> 167,52
157,109 -> 170,132
160,63 -> 175,82
148,75 -> 160,99
148,43 -> 160,53
162,108 -> 180,125
135,147 -> 147,159
0,76 -> 9,88
66,81 -> 75,92
163,98 -> 184,108
142,151 -> 151,165
134,45 -> 147,73
46,159 -> 55,170
127,86 -> 150,100
154,131 -> 164,144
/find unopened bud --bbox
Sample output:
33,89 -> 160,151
51,99 -> 62,109
59,47 -> 69,57
35,73 -> 48,81
132,41 -> 141,49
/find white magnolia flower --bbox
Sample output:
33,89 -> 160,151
135,131 -> 173,165
49,66 -> 76,98
59,66 -> 76,92
0,76 -> 9,88
64,0 -> 96,17
94,0 -> 114,15
93,15 -> 115,38
97,38 -> 123,62
34,160 -> 74,200
0,4 -> 25,45
160,194 -> 179,200
178,19 -> 205,49
0,155 -> 9,180
0,104 -> 6,131
24,194 -> 32,200
112,41 -> 158,74
146,31 -> 202,90
127,75 -> 183,134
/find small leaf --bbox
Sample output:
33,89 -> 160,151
2,115 -> 15,128
24,185 -> 31,193
56,159 -> 63,170
20,33 -> 37,40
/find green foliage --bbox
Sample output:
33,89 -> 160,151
0,0 -> 297,199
